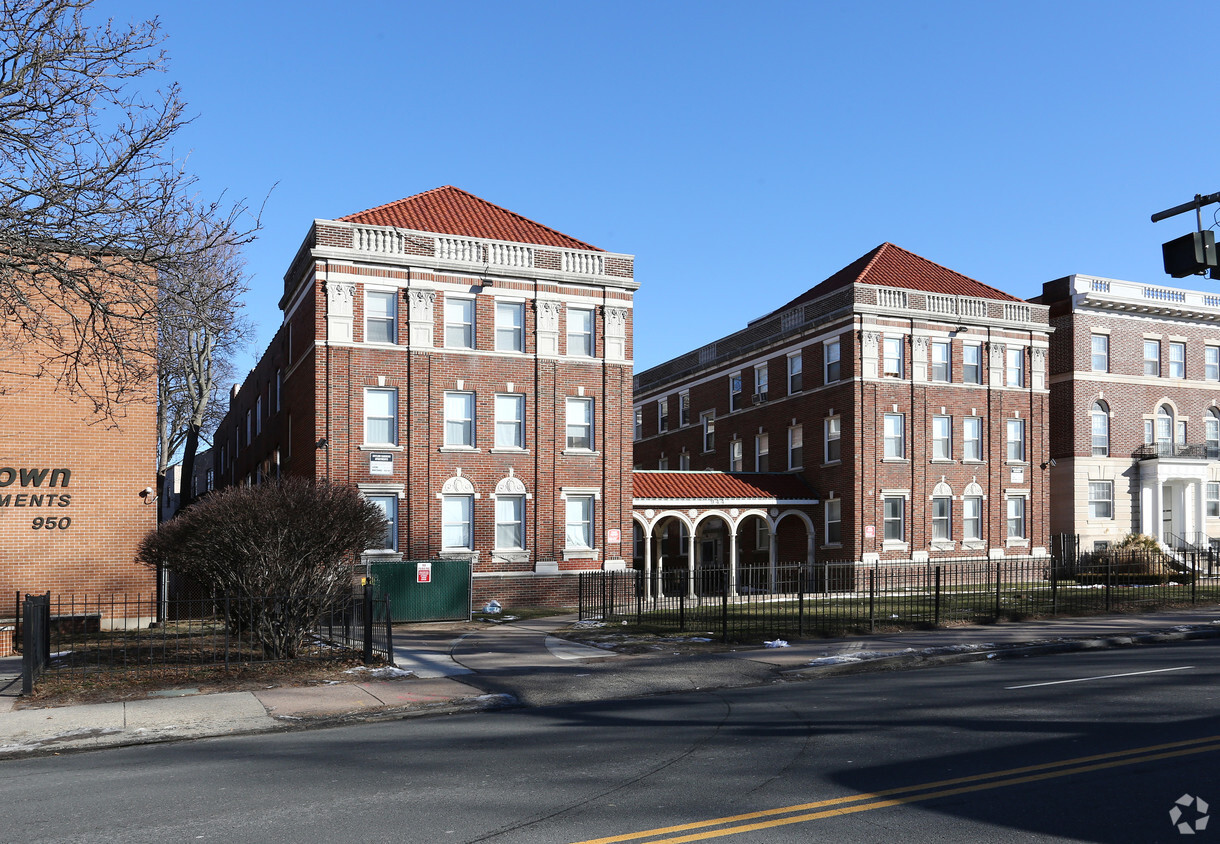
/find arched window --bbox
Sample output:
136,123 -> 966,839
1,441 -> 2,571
1091,401 -> 1109,457
1156,404 -> 1174,455
1207,408 -> 1220,459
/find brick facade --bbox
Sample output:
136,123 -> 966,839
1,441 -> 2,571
1038,274 -> 1220,550
0,279 -> 157,601
634,244 -> 1053,564
213,187 -> 637,608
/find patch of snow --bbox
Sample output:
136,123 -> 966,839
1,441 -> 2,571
806,648 -> 916,666
344,666 -> 415,679
764,639 -> 790,648
572,620 -> 606,629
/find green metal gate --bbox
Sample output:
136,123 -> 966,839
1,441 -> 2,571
367,559 -> 472,622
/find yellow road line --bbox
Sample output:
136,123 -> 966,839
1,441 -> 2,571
570,734 -> 1220,844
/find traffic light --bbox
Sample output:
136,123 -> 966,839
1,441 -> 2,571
1162,230 -> 1218,278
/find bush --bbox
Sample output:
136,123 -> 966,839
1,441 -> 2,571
138,478 -> 388,658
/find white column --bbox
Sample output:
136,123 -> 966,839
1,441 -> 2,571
768,524 -> 778,593
1196,480 -> 1206,543
1140,479 -> 1155,537
687,527 -> 697,599
1154,481 -> 1165,543
728,525 -> 739,598
643,525 -> 653,601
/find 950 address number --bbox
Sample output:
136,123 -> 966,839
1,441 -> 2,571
32,516 -> 72,530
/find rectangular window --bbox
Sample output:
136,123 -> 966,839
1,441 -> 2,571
963,496 -> 982,541
255,396 -> 263,436
567,307 -> 594,357
931,341 -> 950,382
565,495 -> 594,548
1006,496 -> 1026,539
963,343 -> 982,384
679,392 -> 690,426
729,372 -> 743,411
825,339 -> 841,383
658,398 -> 669,433
658,457 -> 668,470
633,406 -> 642,441
754,363 -> 768,402
1207,346 -> 1220,381
245,410 -> 251,446
825,416 -> 841,463
442,495 -> 473,549
566,397 -> 594,450
1088,481 -> 1113,520
1006,418 -> 1025,462
679,452 -> 690,470
366,495 -> 398,551
1144,339 -> 1160,376
444,391 -> 475,447
932,497 -> 951,540
825,498 -> 842,544
789,351 -> 804,392
1091,334 -> 1109,372
495,301 -> 524,352
445,297 -> 475,348
701,410 -> 715,451
932,415 -> 952,460
495,495 -> 524,549
963,417 -> 982,461
883,413 -> 904,459
495,394 -> 525,449
366,290 -> 396,343
1208,482 -> 1220,518
1170,341 -> 1186,378
883,337 -> 903,378
364,388 -> 397,445
1006,347 -> 1024,387
730,439 -> 743,472
275,369 -> 282,413
883,496 -> 905,541
755,433 -> 769,472
788,425 -> 803,470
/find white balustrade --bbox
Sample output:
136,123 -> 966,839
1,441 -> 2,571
959,298 -> 987,318
563,251 -> 605,275
1003,303 -> 1031,323
437,237 -> 484,263
926,294 -> 957,315
878,289 -> 908,309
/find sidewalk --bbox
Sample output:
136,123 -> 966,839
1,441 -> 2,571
2,606 -> 1219,758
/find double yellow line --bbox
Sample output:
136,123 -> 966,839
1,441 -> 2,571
570,734 -> 1220,844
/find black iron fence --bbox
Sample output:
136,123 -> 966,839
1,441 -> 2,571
580,550 -> 1220,642
20,587 -> 394,692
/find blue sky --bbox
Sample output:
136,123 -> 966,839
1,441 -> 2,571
106,1 -> 1220,378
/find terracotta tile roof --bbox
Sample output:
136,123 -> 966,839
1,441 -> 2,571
338,186 -> 603,251
633,471 -> 818,501
765,242 -> 1022,316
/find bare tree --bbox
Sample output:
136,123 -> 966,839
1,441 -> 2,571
156,234 -> 250,510
0,0 -> 258,416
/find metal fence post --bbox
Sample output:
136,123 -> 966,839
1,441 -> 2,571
934,566 -> 941,627
1105,556 -> 1112,613
223,591 -> 231,671
798,566 -> 805,637
679,571 -> 686,632
1192,554 -> 1198,604
994,561 -> 1002,622
1051,560 -> 1058,616
383,596 -> 395,666
721,570 -> 729,643
362,584 -> 374,664
869,568 -> 876,633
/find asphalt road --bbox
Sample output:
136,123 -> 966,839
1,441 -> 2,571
4,640 -> 1220,843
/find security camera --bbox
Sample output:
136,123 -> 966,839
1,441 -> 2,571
139,487 -> 154,498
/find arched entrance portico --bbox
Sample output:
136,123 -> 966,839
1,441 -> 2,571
632,472 -> 820,601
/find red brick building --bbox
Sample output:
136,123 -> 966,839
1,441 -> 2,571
632,243 -> 1052,565
213,187 -> 637,607
1039,273 -> 1220,552
0,278 -> 157,605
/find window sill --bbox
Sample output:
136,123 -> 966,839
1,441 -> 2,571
362,341 -> 400,349
439,446 -> 481,453
490,448 -> 530,454
881,458 -> 909,463
930,458 -> 954,464
440,549 -> 478,561
360,444 -> 404,452
821,460 -> 842,467
962,540 -> 986,551
563,547 -> 598,561
931,541 -> 956,552
820,542 -> 843,550
882,541 -> 910,552
1005,538 -> 1030,548
1005,461 -> 1029,466
491,549 -> 530,564
961,459 -> 985,465
361,550 -> 402,560
562,449 -> 600,457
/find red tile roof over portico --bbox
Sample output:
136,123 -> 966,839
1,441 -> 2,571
633,471 -> 819,501
758,242 -> 1022,322
338,186 -> 604,252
